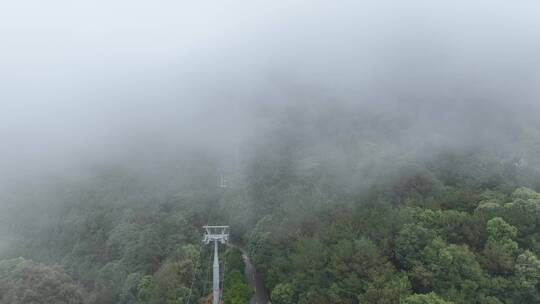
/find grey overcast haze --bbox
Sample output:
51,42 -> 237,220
2,0 -> 540,172
2,0 -> 540,263
3,2 -> 540,304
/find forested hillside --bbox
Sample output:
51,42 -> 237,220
1,104 -> 539,304
2,1 -> 540,304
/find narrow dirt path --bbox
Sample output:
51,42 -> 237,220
228,244 -> 270,304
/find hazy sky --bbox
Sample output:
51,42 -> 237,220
1,0 -> 540,180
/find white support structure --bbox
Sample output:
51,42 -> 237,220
203,226 -> 229,304
220,175 -> 228,188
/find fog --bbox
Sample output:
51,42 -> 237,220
1,0 -> 540,217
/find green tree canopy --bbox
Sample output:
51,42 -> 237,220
402,293 -> 453,304
0,258 -> 83,304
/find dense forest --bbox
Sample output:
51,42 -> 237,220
1,103 -> 539,304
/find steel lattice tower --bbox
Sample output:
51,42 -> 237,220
203,226 -> 229,304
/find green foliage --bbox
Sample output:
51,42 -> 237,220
402,293 -> 453,304
136,275 -> 154,302
95,261 -> 127,303
486,218 -> 518,243
512,187 -> 540,200
119,272 -> 143,304
514,250 -> 540,302
418,238 -> 485,301
222,270 -> 251,304
2,129 -> 540,304
247,181 -> 540,303
0,258 -> 83,304
483,218 -> 519,275
271,283 -> 295,304
222,248 -> 251,304
395,223 -> 437,270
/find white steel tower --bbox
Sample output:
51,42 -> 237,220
203,225 -> 229,304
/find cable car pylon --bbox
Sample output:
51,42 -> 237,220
203,225 -> 229,304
